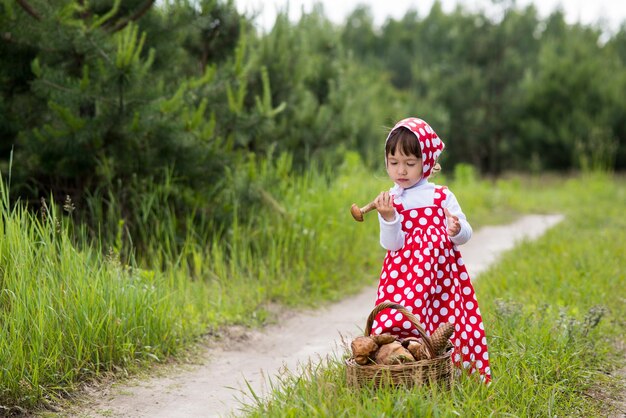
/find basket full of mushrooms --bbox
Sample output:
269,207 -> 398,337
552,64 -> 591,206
345,301 -> 454,389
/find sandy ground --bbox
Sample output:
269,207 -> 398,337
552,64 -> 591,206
59,214 -> 565,418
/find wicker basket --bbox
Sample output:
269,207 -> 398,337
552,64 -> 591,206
345,301 -> 453,389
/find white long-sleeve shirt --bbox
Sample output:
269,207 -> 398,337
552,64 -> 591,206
379,180 -> 472,251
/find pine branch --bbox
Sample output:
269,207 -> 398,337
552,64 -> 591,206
16,0 -> 41,20
109,0 -> 156,33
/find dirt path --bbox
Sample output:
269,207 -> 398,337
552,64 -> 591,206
61,214 -> 564,418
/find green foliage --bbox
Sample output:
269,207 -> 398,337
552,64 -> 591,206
521,24 -> 624,171
3,0 -> 626,260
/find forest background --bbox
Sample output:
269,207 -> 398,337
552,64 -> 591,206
0,0 -> 625,413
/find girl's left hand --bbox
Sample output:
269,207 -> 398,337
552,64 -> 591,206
444,208 -> 460,237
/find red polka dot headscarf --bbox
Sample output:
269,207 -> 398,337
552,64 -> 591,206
385,117 -> 445,180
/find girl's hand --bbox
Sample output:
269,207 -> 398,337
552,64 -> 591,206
375,191 -> 395,222
444,208 -> 460,237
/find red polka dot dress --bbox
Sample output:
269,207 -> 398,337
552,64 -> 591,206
371,118 -> 492,383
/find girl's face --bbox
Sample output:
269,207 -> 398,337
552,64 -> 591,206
386,150 -> 423,188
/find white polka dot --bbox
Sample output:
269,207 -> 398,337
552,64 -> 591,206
475,345 -> 482,353
390,270 -> 398,279
469,316 -> 477,324
401,265 -> 408,273
460,272 -> 468,280
458,258 -> 464,266
462,346 -> 469,355
476,360 -> 483,369
380,314 -> 388,321
410,210 -> 418,218
407,291 -> 415,299
483,352 -> 489,361
443,278 -> 451,287
402,321 -> 412,329
442,293 -> 449,301
439,255 -> 446,264
385,319 -> 393,327
466,301 -> 475,310
416,284 -> 423,292
463,286 -> 471,295
374,327 -> 382,334
393,294 -> 401,302
393,257 -> 401,265
432,314 -> 439,323
474,330 -> 481,339
395,312 -> 404,321
437,270 -> 444,279
419,217 -> 427,226
386,284 -> 395,293
416,299 -> 423,307
433,300 -> 440,308
393,327 -> 401,332
440,307 -> 448,316
405,220 -> 413,229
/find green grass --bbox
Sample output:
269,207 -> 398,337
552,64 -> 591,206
236,172 -> 626,417
1,152 -> 623,414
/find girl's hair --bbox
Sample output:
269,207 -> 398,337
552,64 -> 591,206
386,127 -> 421,158
385,126 -> 441,175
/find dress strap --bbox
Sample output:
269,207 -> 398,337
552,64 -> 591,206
392,197 -> 405,212
434,186 -> 447,207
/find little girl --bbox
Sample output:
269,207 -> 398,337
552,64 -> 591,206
371,117 -> 491,383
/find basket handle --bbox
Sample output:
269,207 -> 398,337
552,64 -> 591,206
364,301 -> 436,359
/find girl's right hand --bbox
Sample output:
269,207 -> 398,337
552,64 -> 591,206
375,191 -> 396,222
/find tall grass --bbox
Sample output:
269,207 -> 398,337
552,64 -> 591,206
238,173 -> 626,417
0,179 -> 213,411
